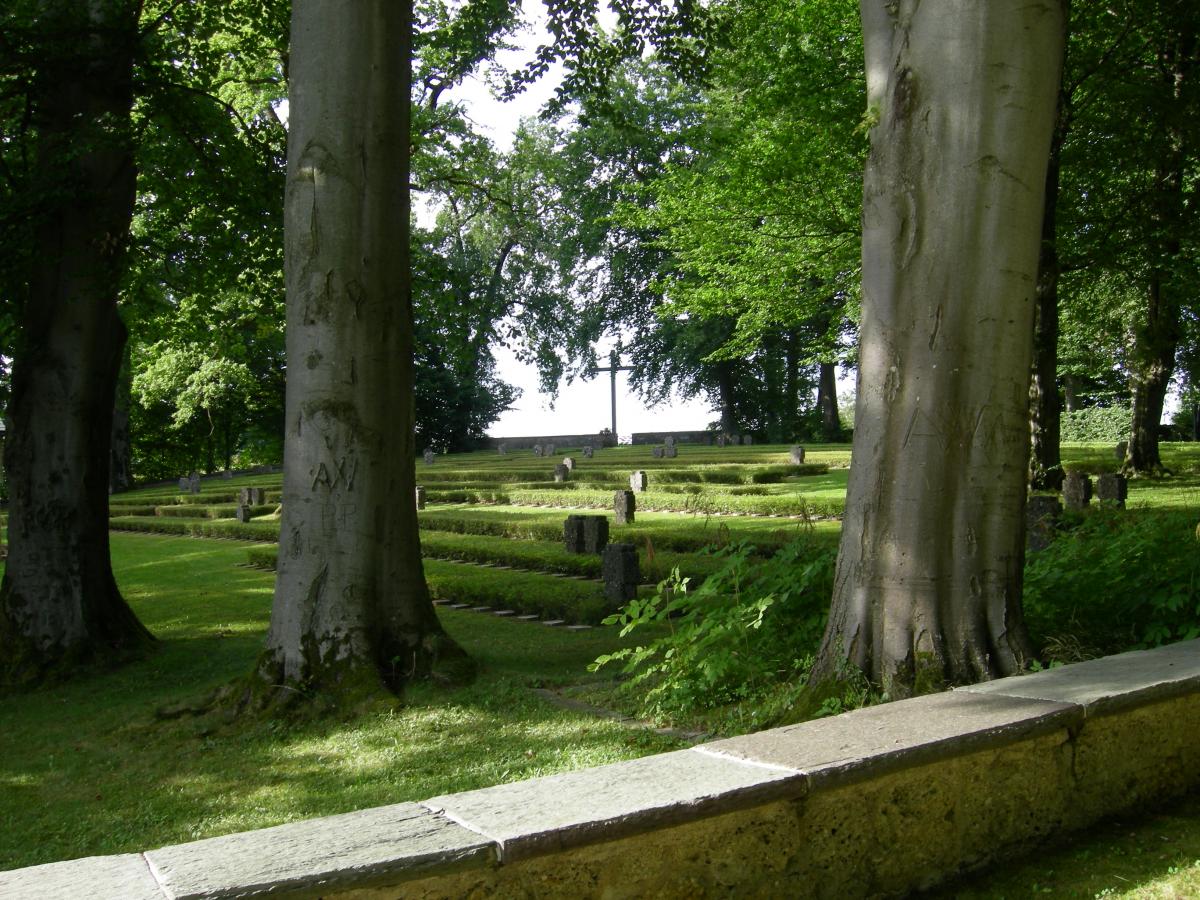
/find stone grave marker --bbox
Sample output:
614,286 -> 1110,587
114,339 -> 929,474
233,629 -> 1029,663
730,434 -> 740,445
239,487 -> 266,506
498,444 -> 507,455
663,445 -> 677,459
545,443 -> 555,456
415,486 -> 426,510
602,543 -> 639,604
614,490 -> 636,525
1062,471 -> 1092,511
582,446 -> 594,459
235,505 -> 253,524
652,447 -> 663,459
178,476 -> 189,492
564,515 -> 610,554
423,448 -> 435,465
554,464 -> 570,483
790,446 -> 806,465
222,469 -> 234,480
664,436 -> 675,448
1115,441 -> 1128,461
1096,473 -> 1128,507
1025,495 -> 1062,553
743,435 -> 753,446
188,471 -> 201,494
562,457 -> 576,471
629,470 -> 648,492
716,435 -> 728,448
533,444 -> 544,457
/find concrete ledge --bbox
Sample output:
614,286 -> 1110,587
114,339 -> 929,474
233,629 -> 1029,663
3,640 -> 1198,898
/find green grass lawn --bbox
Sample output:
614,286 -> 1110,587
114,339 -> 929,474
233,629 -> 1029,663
0,532 -> 681,872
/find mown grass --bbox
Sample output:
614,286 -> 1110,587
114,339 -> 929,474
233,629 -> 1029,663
0,532 -> 680,872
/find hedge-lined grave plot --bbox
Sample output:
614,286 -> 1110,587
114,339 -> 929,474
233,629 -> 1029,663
107,444 -> 850,624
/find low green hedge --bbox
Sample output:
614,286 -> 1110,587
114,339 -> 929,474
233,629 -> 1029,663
109,516 -> 281,541
430,488 -> 837,518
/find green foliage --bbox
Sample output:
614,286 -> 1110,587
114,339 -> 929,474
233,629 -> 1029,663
1060,405 -> 1132,443
1024,507 -> 1200,653
591,539 -> 836,725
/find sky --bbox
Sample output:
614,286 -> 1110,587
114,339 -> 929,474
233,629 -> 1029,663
436,11 -> 718,440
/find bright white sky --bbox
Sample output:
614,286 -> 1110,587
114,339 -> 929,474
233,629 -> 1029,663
439,11 -> 718,440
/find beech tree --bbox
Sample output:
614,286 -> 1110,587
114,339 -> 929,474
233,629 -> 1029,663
813,1 -> 1066,692
256,0 -> 469,704
0,0 -> 153,684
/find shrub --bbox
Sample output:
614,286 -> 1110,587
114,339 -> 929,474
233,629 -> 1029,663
591,539 -> 837,727
1060,405 -> 1131,443
1023,506 -> 1200,654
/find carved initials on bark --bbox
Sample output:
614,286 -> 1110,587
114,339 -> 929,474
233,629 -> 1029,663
311,455 -> 358,491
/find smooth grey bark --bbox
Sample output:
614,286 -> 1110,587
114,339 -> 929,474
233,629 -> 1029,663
0,0 -> 152,685
814,0 -> 1065,693
259,0 -> 466,700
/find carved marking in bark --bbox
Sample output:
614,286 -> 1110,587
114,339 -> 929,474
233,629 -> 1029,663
311,455 -> 358,492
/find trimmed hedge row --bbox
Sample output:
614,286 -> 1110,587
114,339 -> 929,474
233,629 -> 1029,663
413,463 -> 828,486
109,516 -> 281,542
424,487 -> 837,518
244,546 -> 616,624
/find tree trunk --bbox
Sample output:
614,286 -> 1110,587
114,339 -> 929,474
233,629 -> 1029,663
715,362 -> 737,434
257,0 -> 469,705
1029,91 -> 1068,491
817,361 -> 841,442
814,0 -> 1065,694
0,0 -> 153,686
1125,20 -> 1193,476
110,346 -> 134,494
1063,374 -> 1081,412
784,329 -> 801,439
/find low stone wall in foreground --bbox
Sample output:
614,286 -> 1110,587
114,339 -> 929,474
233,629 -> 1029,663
4,640 -> 1199,899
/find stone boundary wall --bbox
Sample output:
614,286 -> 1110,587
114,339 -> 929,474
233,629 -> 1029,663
485,435 -> 615,451
4,641 -> 1199,899
630,430 -> 715,445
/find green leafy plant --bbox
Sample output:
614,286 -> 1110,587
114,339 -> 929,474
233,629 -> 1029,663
590,539 -> 836,726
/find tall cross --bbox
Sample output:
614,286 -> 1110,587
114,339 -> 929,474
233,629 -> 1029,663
594,351 -> 634,438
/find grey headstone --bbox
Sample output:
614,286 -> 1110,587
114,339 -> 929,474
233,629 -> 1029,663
188,471 -> 201,494
239,487 -> 265,506
562,456 -> 576,471
1096,473 -> 1128,507
545,443 -> 555,456
1062,471 -> 1092,511
423,448 -> 435,465
652,447 -> 663,459
533,444 -> 543,458
630,471 -> 648,493
716,435 -> 728,448
664,436 -> 676,448
564,515 -> 609,554
236,505 -> 253,524
730,434 -> 739,445
554,464 -> 570,483
602,542 -> 640,604
1026,495 -> 1062,553
1115,440 -> 1128,461
498,444 -> 507,455
582,446 -> 594,459
614,490 -> 636,525
790,446 -> 806,465
663,445 -> 677,459
415,486 -> 426,510
743,435 -> 753,446
222,469 -> 233,480
178,476 -> 189,492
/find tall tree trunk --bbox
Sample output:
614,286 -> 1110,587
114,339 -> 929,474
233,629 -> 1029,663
1125,20 -> 1193,475
110,345 -> 133,494
257,0 -> 468,706
1029,91 -> 1069,491
784,329 -> 801,439
817,361 -> 841,442
814,0 -> 1064,694
715,362 -> 737,434
0,1 -> 153,686
1062,374 -> 1081,412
